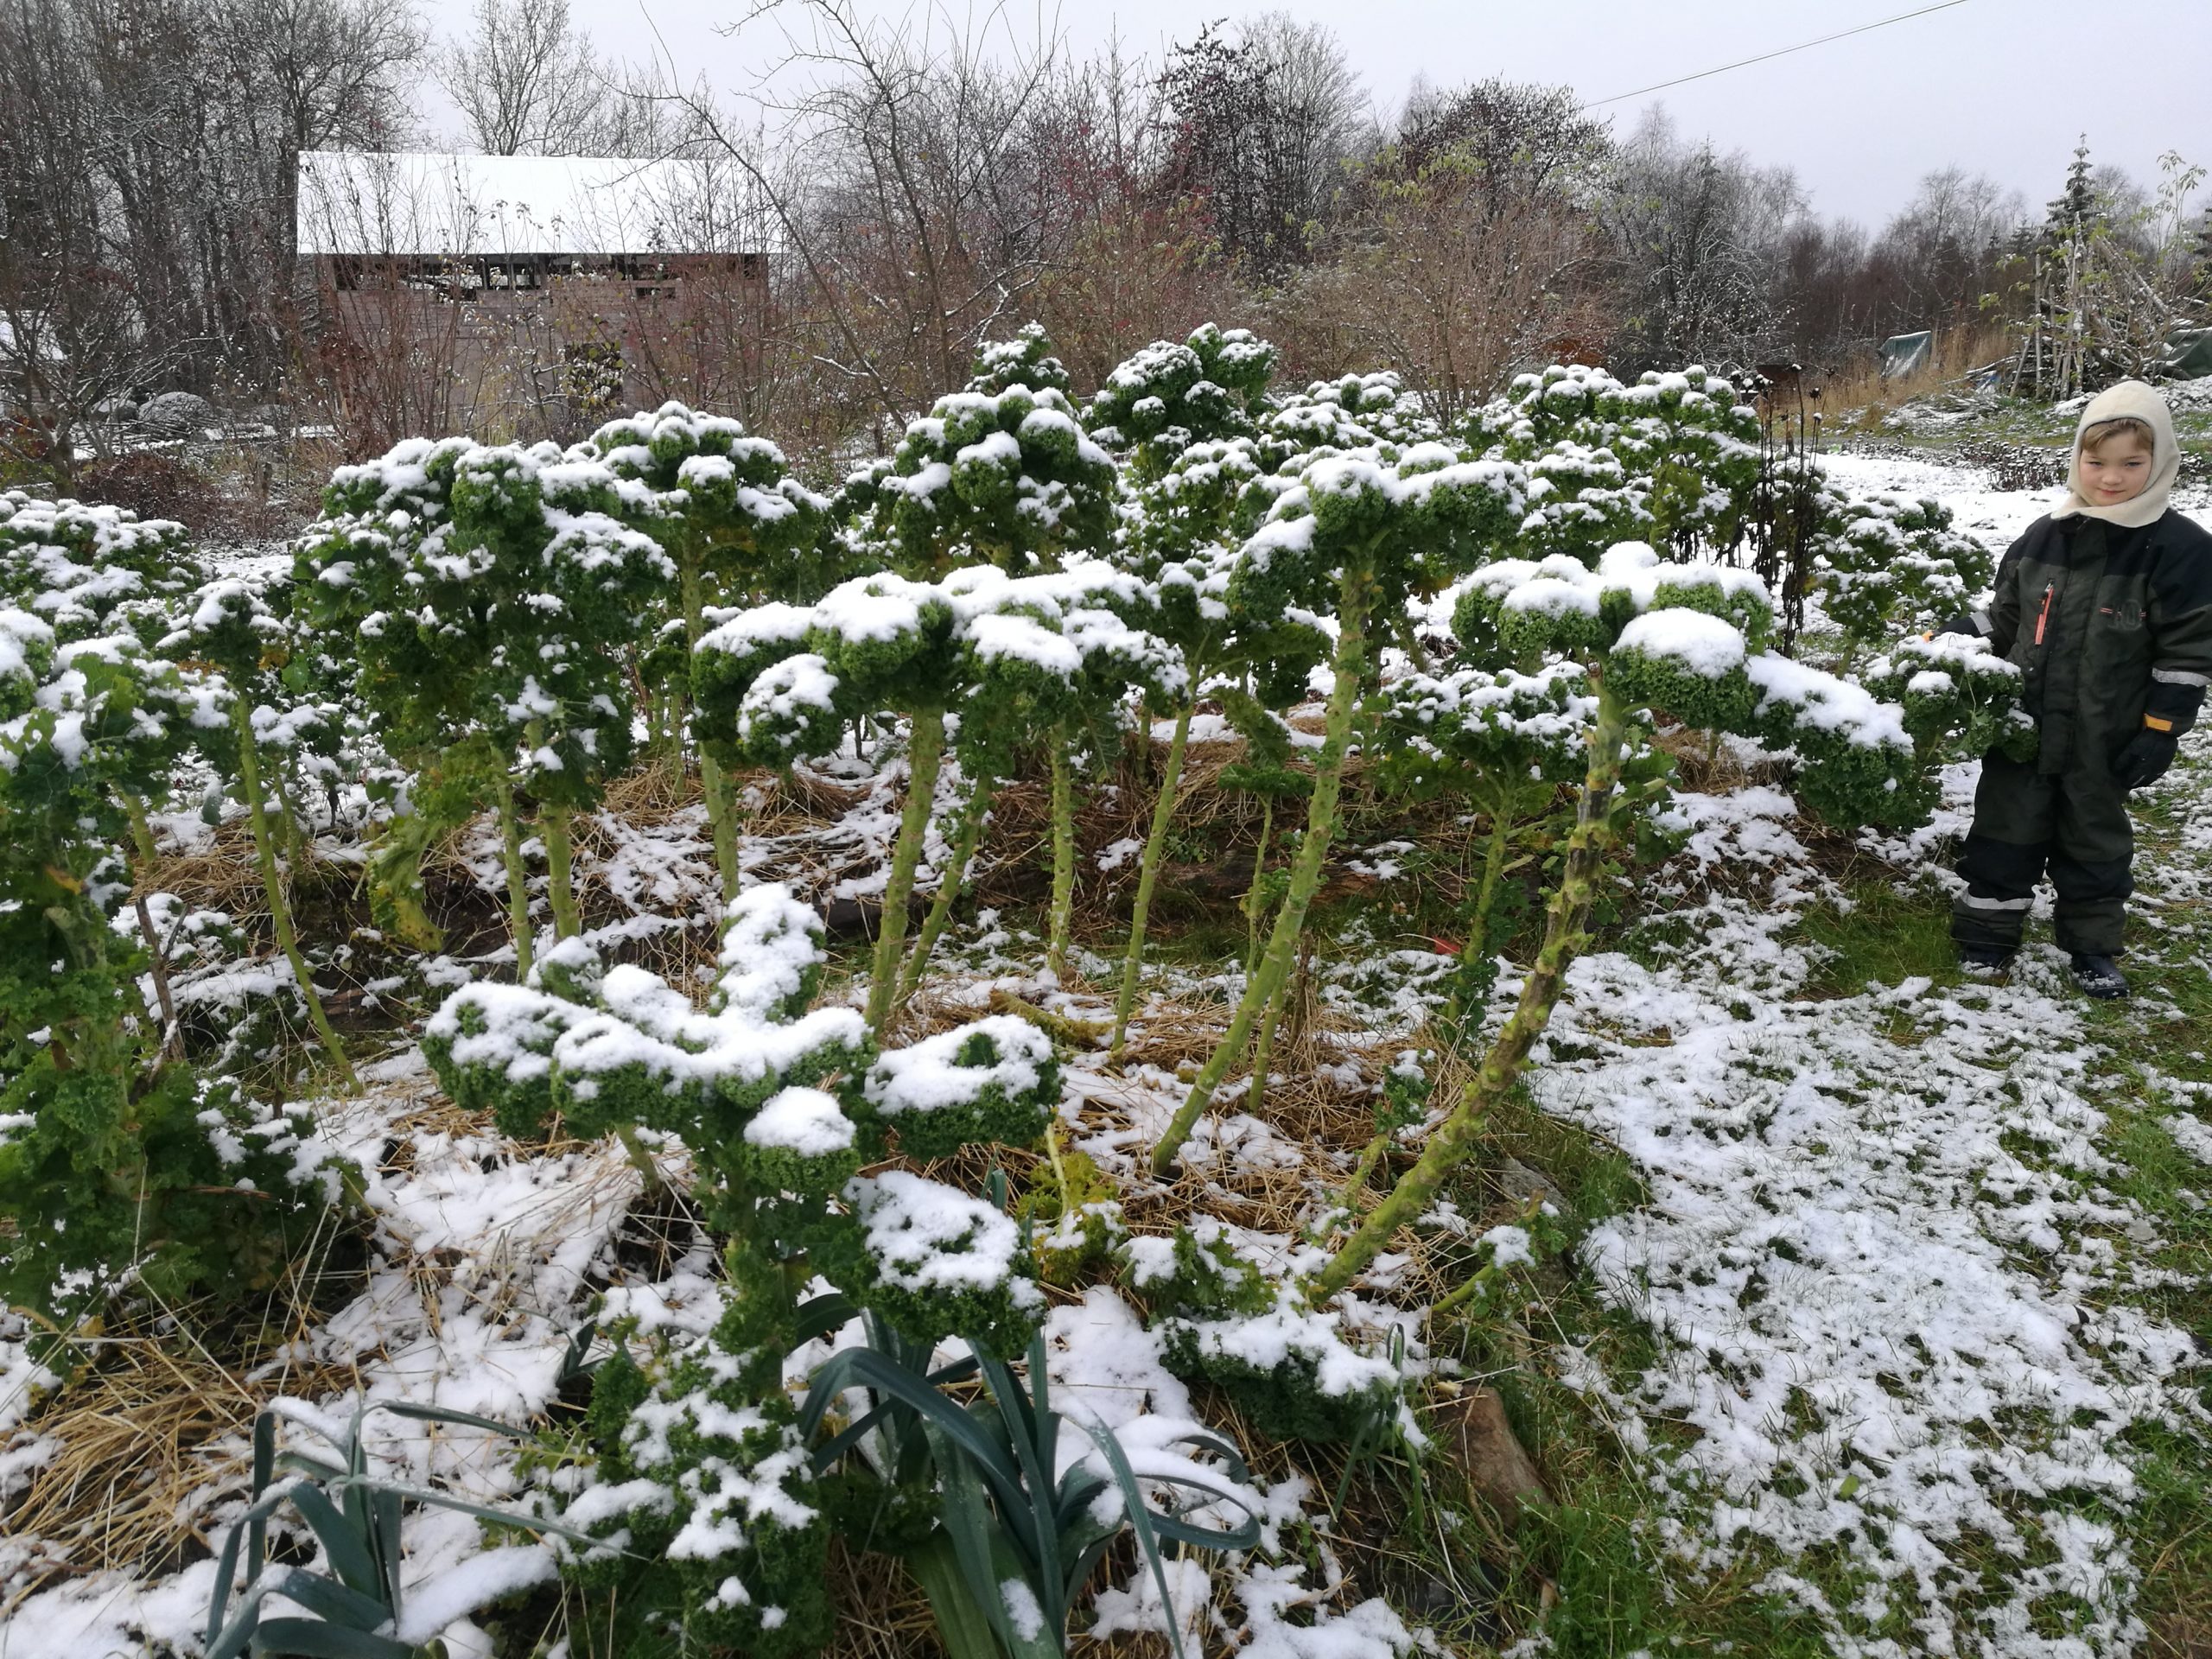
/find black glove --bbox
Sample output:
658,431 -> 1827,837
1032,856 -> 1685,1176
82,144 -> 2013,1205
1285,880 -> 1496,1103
1925,615 -> 1980,640
2112,727 -> 2179,789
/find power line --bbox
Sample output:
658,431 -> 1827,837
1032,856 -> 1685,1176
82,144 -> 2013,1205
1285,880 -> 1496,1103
1580,0 -> 1972,109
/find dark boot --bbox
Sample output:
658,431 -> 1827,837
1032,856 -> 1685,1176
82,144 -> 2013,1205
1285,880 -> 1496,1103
1958,944 -> 2014,976
2069,954 -> 2127,999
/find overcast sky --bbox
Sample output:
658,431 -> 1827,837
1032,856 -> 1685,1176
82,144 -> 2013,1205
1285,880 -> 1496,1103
520,0 -> 2210,228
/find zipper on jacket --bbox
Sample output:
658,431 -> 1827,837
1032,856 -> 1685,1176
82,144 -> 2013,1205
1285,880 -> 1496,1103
2033,581 -> 2055,645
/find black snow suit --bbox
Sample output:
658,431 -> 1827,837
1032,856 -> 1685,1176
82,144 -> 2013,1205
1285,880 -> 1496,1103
1951,507 -> 2212,957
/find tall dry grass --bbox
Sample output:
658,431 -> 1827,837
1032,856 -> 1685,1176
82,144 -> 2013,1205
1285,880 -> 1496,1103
1822,321 -> 2017,433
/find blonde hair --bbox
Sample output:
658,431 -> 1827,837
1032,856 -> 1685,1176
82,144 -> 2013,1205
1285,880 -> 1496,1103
2081,416 -> 2155,456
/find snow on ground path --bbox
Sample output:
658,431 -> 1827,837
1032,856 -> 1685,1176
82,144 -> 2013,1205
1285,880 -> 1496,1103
1534,777 -> 2210,1659
1820,448 -> 2212,558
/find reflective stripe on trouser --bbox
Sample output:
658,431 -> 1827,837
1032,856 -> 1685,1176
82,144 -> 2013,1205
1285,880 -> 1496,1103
1951,751 -> 2134,956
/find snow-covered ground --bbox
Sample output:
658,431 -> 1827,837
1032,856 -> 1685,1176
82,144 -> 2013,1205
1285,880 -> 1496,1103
1545,775 -> 2209,1658
1823,447 -> 2212,555
3,451 -> 2208,1658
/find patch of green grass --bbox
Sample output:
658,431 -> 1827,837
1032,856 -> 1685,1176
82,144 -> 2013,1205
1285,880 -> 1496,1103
1479,1084 -> 1646,1230
1137,906 -> 1260,969
1384,1272 -> 1877,1656
1852,398 -> 2212,459
1791,877 -> 1961,997
2118,1420 -> 2212,1654
2055,772 -> 2212,1656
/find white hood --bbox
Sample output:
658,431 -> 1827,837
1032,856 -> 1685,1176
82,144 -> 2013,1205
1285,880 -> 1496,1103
2050,378 -> 2180,529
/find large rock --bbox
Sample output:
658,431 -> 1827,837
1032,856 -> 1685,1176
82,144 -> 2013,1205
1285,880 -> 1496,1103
1437,1386 -> 1551,1516
137,391 -> 216,437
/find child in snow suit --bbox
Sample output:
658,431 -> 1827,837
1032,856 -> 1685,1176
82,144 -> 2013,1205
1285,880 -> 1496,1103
1947,380 -> 2212,997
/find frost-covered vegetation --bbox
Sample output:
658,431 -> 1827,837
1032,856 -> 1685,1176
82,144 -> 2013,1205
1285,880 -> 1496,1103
2,334 -> 2208,1659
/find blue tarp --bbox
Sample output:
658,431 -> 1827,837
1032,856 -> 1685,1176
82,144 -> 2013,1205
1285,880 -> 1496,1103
1878,331 -> 1934,379
2163,328 -> 2212,380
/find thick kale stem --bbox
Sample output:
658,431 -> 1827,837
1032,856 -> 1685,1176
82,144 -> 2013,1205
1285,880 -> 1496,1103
1338,1129 -> 1393,1212
1109,699 -> 1193,1058
1243,948 -> 1296,1113
1150,567 -> 1373,1176
1311,678 -> 1630,1300
542,804 -> 582,940
493,772 -> 535,981
121,791 -> 177,1056
865,706 -> 946,1033
1243,795 -> 1275,973
1469,793 -> 1516,951
702,755 -> 740,904
615,1122 -> 669,1198
680,553 -> 742,903
233,697 -> 355,1090
1046,731 -> 1077,981
123,790 -> 158,868
274,763 -> 308,864
367,772 -> 447,955
899,758 -> 995,1002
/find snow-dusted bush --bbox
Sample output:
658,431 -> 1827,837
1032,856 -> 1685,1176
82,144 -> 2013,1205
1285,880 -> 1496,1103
1809,487 -> 1996,652
1862,630 -> 2038,764
423,884 -> 1060,1656
1457,543 -> 1930,828
0,613 -> 346,1318
1087,322 -> 1279,477
0,488 -> 200,645
1376,660 -> 1600,1020
788,331 -> 1141,992
842,328 -> 1117,577
1472,362 -> 1765,560
1104,344 -> 1370,1057
573,401 -> 831,893
1121,1221 -> 1407,1444
296,437 -> 672,965
1467,365 -> 1996,653
695,563 -> 1179,1023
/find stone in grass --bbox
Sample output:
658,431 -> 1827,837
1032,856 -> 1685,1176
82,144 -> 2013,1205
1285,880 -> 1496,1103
138,391 -> 217,437
1434,1386 -> 1551,1516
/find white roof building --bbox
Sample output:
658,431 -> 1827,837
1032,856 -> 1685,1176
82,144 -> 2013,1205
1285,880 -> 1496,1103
296,150 -> 768,261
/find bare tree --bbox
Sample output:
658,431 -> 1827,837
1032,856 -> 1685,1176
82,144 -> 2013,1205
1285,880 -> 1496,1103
1870,168 -> 2024,334
0,0 -> 423,468
652,0 -> 1070,429
1602,108 -> 1803,373
0,0 -> 182,481
1289,78 -> 1611,421
1025,40 -> 1242,387
1153,14 -> 1363,279
440,0 -> 612,156
223,0 -> 426,384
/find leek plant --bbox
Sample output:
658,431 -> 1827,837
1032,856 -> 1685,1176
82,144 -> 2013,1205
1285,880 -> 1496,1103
802,1313 -> 1260,1659
202,1397 -> 604,1659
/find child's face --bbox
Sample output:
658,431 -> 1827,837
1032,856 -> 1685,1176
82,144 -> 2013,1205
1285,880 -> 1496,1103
2079,432 -> 2155,506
